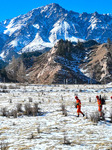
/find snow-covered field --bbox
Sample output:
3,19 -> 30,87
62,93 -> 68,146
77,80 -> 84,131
0,83 -> 112,150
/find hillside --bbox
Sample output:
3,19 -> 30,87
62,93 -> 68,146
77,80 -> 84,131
26,40 -> 112,84
1,39 -> 112,84
80,43 -> 112,83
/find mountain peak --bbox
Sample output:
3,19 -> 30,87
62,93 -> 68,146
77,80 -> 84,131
0,3 -> 112,62
42,3 -> 67,13
47,3 -> 61,7
92,11 -> 99,16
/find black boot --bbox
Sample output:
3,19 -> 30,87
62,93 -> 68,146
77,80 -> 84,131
76,114 -> 79,117
83,114 -> 85,117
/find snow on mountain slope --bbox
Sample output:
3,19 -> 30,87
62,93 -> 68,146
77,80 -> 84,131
0,3 -> 112,61
21,33 -> 54,53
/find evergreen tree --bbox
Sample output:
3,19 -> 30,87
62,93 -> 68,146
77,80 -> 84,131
107,38 -> 111,48
56,39 -> 73,60
77,40 -> 84,50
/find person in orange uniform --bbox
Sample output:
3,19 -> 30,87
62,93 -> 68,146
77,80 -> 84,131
96,95 -> 102,117
75,96 -> 85,117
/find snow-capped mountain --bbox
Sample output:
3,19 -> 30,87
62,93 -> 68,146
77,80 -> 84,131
0,3 -> 112,61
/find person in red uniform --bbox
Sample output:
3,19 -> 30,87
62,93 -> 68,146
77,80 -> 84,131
111,96 -> 112,99
96,95 -> 102,117
75,96 -> 85,117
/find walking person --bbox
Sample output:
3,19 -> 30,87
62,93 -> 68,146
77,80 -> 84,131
96,95 -> 102,117
75,96 -> 85,117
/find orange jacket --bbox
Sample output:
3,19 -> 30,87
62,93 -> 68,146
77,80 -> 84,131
76,99 -> 81,108
97,98 -> 102,106
97,98 -> 102,112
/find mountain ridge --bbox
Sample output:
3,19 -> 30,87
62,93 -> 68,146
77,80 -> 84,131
2,39 -> 112,84
27,40 -> 98,84
0,3 -> 112,61
27,40 -> 112,84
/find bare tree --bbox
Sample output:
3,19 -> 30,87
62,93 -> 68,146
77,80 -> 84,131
17,60 -> 26,83
11,56 -> 18,81
5,56 -> 18,82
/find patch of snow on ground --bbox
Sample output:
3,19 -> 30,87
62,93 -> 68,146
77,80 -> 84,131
0,83 -> 112,150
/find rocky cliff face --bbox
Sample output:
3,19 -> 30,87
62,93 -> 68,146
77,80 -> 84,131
26,40 -> 92,84
1,3 -> 112,61
27,40 -> 112,84
80,43 -> 112,83
3,39 -> 112,84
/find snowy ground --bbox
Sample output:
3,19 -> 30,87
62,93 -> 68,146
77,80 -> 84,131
0,83 -> 112,150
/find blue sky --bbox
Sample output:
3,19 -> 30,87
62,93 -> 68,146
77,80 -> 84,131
0,0 -> 112,22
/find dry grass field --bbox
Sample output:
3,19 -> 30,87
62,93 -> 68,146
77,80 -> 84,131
0,83 -> 112,150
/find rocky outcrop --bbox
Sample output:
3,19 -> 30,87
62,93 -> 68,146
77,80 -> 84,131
80,43 -> 112,83
27,40 -> 99,84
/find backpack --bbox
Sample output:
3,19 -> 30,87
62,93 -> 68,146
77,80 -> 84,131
100,95 -> 106,105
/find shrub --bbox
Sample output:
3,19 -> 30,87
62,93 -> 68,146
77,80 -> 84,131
1,108 -> 8,117
90,111 -> 100,123
0,89 -> 9,93
34,103 -> 40,114
61,104 -> 67,116
31,107 -> 37,116
89,97 -> 91,103
11,110 -> 17,118
63,134 -> 71,145
28,133 -> 35,140
16,103 -> 22,112
0,85 -> 7,89
37,125 -> 41,133
8,85 -> 16,89
0,142 -> 9,150
28,97 -> 33,102
24,103 -> 32,116
24,103 -> 41,116
85,112 -> 89,119
0,102 -> 42,118
9,99 -> 12,103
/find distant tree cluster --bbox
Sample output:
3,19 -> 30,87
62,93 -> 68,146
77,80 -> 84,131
5,56 -> 26,83
0,51 -> 43,83
21,51 -> 42,69
56,39 -> 73,60
76,40 -> 84,50
107,38 -> 111,48
107,38 -> 112,55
